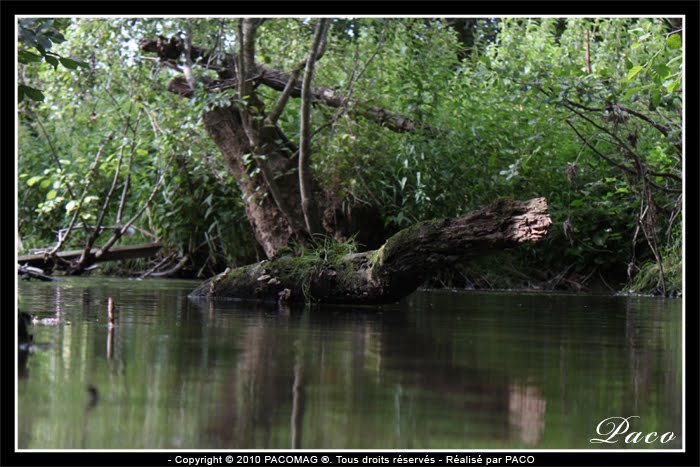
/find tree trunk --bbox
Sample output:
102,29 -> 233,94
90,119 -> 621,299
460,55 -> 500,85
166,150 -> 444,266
202,105 -> 310,259
189,197 -> 552,304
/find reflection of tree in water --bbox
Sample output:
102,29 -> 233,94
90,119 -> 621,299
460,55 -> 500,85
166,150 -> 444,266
203,304 -> 525,448
198,296 -> 679,449
205,318 -> 294,448
508,383 -> 547,445
378,320 -> 513,442
624,300 -> 682,444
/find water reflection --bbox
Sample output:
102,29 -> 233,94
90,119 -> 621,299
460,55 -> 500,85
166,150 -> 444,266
508,383 -> 546,445
17,279 -> 682,449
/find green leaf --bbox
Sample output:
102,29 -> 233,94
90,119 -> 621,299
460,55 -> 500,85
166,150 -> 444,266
59,57 -> 89,70
20,30 -> 38,48
19,18 -> 36,29
65,200 -> 77,212
44,54 -> 59,69
666,34 -> 681,49
627,65 -> 644,80
649,89 -> 661,110
36,33 -> 52,50
26,176 -> 43,187
18,50 -> 42,64
651,64 -> 671,84
18,84 -> 44,102
623,86 -> 640,101
47,31 -> 66,44
666,78 -> 681,93
46,189 -> 57,200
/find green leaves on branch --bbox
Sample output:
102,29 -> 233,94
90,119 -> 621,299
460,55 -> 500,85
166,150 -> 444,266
18,85 -> 45,102
624,27 -> 682,110
627,65 -> 645,80
666,33 -> 681,50
18,18 -> 89,102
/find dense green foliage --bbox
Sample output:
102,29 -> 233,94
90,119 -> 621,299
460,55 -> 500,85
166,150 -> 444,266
17,17 -> 683,294
18,18 -> 89,102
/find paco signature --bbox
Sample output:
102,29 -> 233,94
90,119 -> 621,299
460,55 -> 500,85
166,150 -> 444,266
590,416 -> 676,444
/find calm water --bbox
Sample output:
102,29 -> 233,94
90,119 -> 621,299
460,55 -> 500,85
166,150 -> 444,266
17,277 -> 682,450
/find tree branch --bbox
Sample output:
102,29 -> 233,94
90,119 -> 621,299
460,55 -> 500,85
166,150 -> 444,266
181,25 -> 196,92
309,22 -> 388,141
77,140 -> 127,267
96,153 -> 176,258
564,119 -> 637,176
140,35 -> 442,136
299,18 -> 329,236
49,133 -> 114,256
618,105 -> 681,155
265,63 -> 303,127
565,119 -> 681,194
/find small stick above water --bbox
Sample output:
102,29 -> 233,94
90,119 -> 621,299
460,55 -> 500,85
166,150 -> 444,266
107,297 -> 116,327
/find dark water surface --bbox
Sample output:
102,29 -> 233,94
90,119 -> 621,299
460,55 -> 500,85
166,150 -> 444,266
17,277 -> 682,449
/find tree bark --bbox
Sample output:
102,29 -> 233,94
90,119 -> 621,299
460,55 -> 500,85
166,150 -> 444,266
202,106 -> 308,258
189,197 -> 552,304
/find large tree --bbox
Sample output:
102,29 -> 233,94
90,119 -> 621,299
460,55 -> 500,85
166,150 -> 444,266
140,18 -> 449,259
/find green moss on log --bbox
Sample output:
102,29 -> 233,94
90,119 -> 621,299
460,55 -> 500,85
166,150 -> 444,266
369,219 -> 443,277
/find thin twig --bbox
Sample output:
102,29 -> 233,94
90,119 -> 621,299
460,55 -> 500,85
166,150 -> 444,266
148,255 -> 189,278
104,89 -> 139,138
77,143 -> 126,266
565,119 -> 681,193
116,135 -> 139,225
616,104 -> 672,138
265,63 -> 303,126
96,153 -> 176,258
564,120 -> 636,175
564,103 -> 642,159
311,21 -> 387,141
139,251 -> 176,278
49,133 -> 114,255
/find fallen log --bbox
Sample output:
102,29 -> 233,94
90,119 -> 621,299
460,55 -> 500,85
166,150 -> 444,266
189,198 -> 552,305
18,242 -> 162,270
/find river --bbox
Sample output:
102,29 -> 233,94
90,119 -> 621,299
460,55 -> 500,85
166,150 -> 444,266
17,277 -> 682,450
